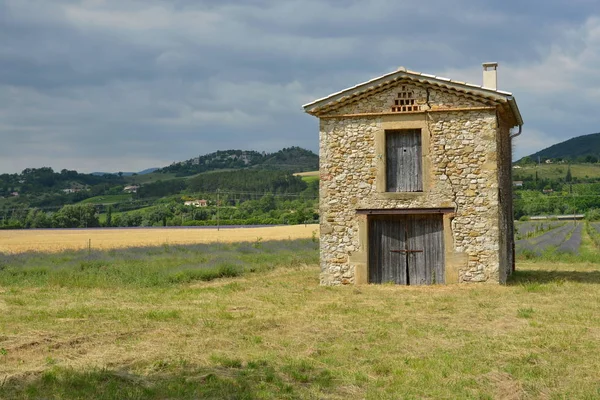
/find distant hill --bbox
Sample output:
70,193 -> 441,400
158,147 -> 318,177
91,168 -> 158,176
137,168 -> 160,175
260,147 -> 319,170
520,132 -> 600,163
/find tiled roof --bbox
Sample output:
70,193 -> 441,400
303,67 -> 523,126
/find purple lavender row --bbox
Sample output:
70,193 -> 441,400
556,223 -> 583,253
514,221 -> 565,237
515,223 -> 574,255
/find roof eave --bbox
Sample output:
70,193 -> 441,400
302,69 -> 402,114
507,97 -> 524,127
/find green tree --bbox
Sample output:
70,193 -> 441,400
105,206 -> 113,227
25,209 -> 52,228
146,206 -> 173,226
53,204 -> 100,228
258,194 -> 276,213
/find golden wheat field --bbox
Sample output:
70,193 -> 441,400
0,224 -> 319,254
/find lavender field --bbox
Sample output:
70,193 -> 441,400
515,221 -> 583,256
514,220 -> 565,240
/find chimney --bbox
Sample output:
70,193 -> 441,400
482,62 -> 498,90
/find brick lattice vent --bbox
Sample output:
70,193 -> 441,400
391,86 -> 421,112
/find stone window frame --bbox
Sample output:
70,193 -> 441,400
375,114 -> 431,199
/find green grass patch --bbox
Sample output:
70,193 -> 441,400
5,362 -> 309,400
0,240 -> 318,288
122,172 -> 181,184
78,194 -> 132,205
300,175 -> 319,184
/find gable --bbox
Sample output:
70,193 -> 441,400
315,80 -> 496,117
303,68 -> 523,127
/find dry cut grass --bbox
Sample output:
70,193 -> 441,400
292,171 -> 319,177
0,250 -> 599,398
0,224 -> 318,254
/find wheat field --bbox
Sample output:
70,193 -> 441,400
0,225 -> 319,254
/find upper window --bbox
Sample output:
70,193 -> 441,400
386,129 -> 423,192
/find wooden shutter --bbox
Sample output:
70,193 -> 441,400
386,130 -> 423,192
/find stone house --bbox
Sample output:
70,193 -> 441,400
303,63 -> 523,285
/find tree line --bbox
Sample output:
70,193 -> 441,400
1,169 -> 319,229
514,183 -> 600,219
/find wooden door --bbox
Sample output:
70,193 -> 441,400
368,218 -> 409,284
386,129 -> 423,192
368,214 -> 444,285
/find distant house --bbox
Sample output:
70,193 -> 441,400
543,188 -> 554,194
123,185 -> 139,193
512,165 -> 522,169
545,159 -> 553,164
184,199 -> 208,207
513,181 -> 523,187
10,192 -> 19,197
240,152 -> 251,165
62,188 -> 82,194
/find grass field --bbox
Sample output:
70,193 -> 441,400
0,225 -> 319,254
123,172 -> 181,184
513,163 -> 600,181
97,206 -> 156,224
0,239 -> 599,398
294,171 -> 320,184
123,169 -> 235,185
78,194 -> 133,205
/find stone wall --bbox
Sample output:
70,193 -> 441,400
319,82 -> 505,285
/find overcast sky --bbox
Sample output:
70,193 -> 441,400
1,0 -> 599,173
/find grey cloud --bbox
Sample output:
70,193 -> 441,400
0,0 -> 598,172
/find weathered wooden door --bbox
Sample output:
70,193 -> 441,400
386,129 -> 423,192
368,214 -> 444,285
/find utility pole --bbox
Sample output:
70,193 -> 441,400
217,188 -> 220,231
